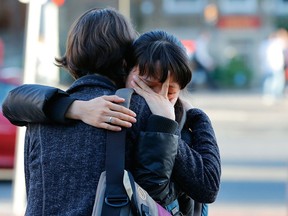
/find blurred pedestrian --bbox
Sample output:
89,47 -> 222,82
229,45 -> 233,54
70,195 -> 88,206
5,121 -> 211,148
191,32 -> 217,89
260,30 -> 286,104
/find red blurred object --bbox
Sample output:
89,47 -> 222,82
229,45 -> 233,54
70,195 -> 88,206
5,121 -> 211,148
52,0 -> 65,6
181,40 -> 196,56
217,16 -> 261,29
0,113 -> 16,168
0,68 -> 22,169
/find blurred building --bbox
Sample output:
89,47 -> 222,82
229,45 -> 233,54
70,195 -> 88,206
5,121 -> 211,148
133,0 -> 288,88
0,1 -> 26,68
1,0 -> 288,88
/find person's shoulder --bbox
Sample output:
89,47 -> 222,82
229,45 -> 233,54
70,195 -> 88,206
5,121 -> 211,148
186,107 -> 211,120
130,93 -> 150,113
130,93 -> 152,124
127,93 -> 152,134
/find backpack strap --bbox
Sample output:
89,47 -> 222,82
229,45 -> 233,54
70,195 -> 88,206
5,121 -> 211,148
102,88 -> 134,216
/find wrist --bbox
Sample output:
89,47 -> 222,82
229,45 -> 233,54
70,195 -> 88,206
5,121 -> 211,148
65,100 -> 83,120
153,107 -> 175,120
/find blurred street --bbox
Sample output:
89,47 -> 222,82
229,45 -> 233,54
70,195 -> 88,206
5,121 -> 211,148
189,89 -> 288,216
1,89 -> 288,216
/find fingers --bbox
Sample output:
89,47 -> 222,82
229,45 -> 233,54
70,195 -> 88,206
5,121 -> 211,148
101,122 -> 122,132
160,72 -> 170,97
83,96 -> 137,131
109,102 -> 136,117
170,97 -> 178,106
132,75 -> 154,93
90,112 -> 135,132
104,114 -> 134,128
101,98 -> 137,129
103,95 -> 137,117
130,79 -> 146,98
130,76 -> 155,101
106,109 -> 137,124
107,116 -> 113,124
102,95 -> 125,103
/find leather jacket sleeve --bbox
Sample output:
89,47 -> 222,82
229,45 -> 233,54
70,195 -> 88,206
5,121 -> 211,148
134,114 -> 180,206
2,84 -> 75,126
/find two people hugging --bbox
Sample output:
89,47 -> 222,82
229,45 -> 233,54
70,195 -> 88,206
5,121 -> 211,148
3,7 -> 221,216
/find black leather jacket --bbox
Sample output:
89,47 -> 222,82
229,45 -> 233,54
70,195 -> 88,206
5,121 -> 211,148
3,83 -> 221,216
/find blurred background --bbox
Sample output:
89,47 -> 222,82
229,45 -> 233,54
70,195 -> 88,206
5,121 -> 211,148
0,0 -> 288,215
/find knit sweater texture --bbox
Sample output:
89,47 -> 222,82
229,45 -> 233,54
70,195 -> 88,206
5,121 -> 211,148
3,74 -> 221,215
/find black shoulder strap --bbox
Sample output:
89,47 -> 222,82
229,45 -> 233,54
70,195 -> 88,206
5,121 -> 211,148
102,88 -> 134,216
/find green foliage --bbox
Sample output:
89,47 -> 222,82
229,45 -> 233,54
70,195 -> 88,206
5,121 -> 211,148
275,17 -> 288,31
212,56 -> 253,89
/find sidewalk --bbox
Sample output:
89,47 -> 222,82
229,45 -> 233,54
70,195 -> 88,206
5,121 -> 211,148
209,204 -> 287,216
192,89 -> 288,216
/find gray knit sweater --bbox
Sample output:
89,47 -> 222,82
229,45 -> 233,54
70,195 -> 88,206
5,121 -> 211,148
3,74 -> 221,215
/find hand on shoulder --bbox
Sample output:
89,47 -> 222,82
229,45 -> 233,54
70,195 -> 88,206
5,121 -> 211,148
65,95 -> 137,131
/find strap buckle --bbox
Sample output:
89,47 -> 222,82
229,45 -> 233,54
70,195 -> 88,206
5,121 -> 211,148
105,195 -> 129,207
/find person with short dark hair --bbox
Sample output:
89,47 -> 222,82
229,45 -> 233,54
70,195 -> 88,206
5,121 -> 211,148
4,8 -> 149,215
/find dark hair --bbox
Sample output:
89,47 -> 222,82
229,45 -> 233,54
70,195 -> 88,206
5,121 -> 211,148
128,30 -> 192,89
55,8 -> 137,88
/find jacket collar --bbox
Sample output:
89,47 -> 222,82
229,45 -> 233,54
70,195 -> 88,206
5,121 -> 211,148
67,74 -> 117,93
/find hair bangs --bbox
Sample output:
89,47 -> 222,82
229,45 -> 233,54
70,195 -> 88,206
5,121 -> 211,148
131,30 -> 192,89
138,42 -> 170,81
